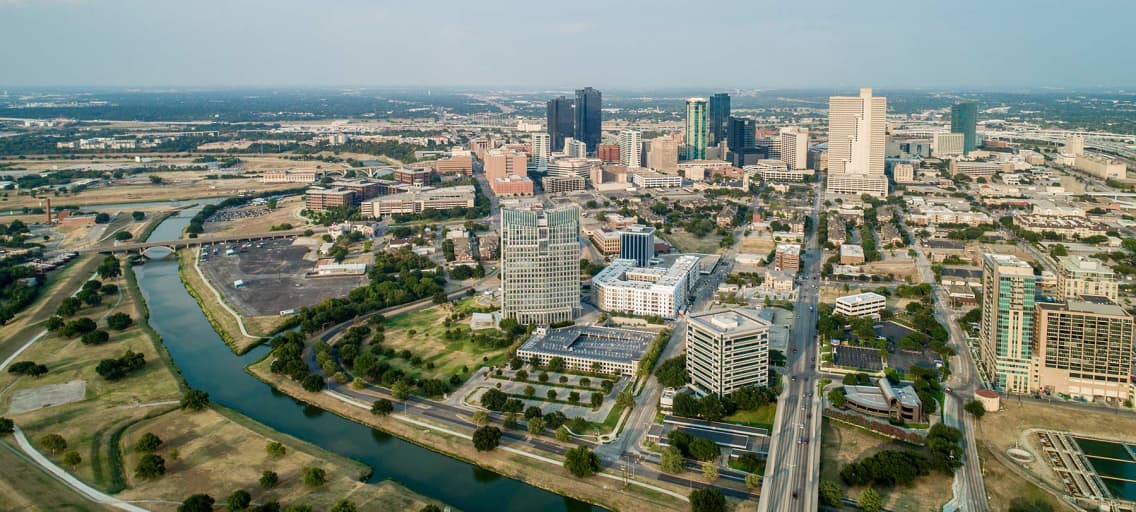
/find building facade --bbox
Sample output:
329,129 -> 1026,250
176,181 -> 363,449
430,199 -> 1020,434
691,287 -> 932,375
950,101 -> 978,154
591,256 -> 700,320
685,98 -> 708,161
1056,255 -> 1118,301
932,132 -> 965,157
500,207 -> 582,325
647,136 -> 680,172
779,127 -> 809,171
546,96 -> 575,153
834,292 -> 887,318
574,87 -> 602,152
708,93 -> 731,146
826,88 -> 887,198
618,129 -> 643,168
687,309 -> 771,395
619,224 -> 656,266
1035,297 -> 1133,402
980,253 -> 1037,394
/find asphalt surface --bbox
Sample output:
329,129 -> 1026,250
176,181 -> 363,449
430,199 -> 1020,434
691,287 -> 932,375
758,179 -> 825,512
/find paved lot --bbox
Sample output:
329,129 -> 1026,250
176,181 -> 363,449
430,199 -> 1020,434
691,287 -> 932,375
8,379 -> 86,414
889,349 -> 938,373
198,238 -> 367,316
832,345 -> 883,371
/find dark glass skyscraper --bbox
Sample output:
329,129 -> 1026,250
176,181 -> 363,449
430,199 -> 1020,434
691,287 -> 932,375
619,225 -> 655,267
574,87 -> 602,153
546,97 -> 574,152
708,93 -> 731,146
726,116 -> 756,153
951,101 -> 978,154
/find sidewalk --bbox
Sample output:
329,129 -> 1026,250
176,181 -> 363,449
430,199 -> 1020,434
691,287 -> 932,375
13,426 -> 150,512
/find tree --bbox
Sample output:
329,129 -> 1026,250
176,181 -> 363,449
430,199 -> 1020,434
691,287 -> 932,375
745,472 -> 761,490
590,392 -> 603,408
266,441 -> 287,458
473,426 -> 502,451
702,462 -> 719,482
1009,497 -> 1055,512
547,389 -> 557,401
859,487 -> 883,512
661,446 -> 684,473
391,380 -> 411,400
689,487 -> 727,512
672,392 -> 700,418
0,417 -> 13,435
106,312 -> 133,330
39,434 -> 67,455
135,432 -> 163,453
371,399 -> 394,416
135,454 -> 166,479
420,506 -> 442,512
180,389 -> 210,411
819,480 -> 843,506
63,450 -> 82,467
527,417 -> 546,435
132,211 -> 145,221
472,410 -> 489,426
303,467 -> 327,487
114,231 -> 133,241
828,387 -> 847,407
655,355 -> 688,387
568,391 -> 580,403
523,385 -> 536,397
259,470 -> 279,488
227,490 -> 252,511
563,446 -> 600,478
689,437 -> 721,462
329,500 -> 358,512
964,399 -> 987,419
285,504 -> 312,512
555,426 -> 570,442
178,494 -> 214,512
97,255 -> 121,279
699,394 -> 726,422
57,297 -> 82,317
81,330 -> 110,345
547,357 -> 565,372
302,373 -> 325,392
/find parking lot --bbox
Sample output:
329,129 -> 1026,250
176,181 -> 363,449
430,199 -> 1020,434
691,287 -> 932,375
832,345 -> 883,371
198,238 -> 367,317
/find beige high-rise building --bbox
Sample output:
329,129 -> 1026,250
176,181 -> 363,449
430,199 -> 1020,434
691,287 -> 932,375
932,133 -> 965,157
483,149 -> 527,182
980,253 -> 1038,394
1056,255 -> 1118,301
1035,296 -> 1133,401
646,136 -> 679,173
1065,135 -> 1085,156
779,127 -> 809,170
687,309 -> 770,395
826,88 -> 888,198
500,207 -> 581,325
893,163 -> 915,184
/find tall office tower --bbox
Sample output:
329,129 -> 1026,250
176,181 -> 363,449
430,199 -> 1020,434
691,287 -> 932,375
618,129 -> 643,168
687,309 -> 771,395
779,127 -> 809,170
546,96 -> 575,152
1035,296 -> 1134,402
531,132 -> 550,172
500,207 -> 582,325
950,101 -> 977,154
1056,255 -> 1118,301
483,149 -> 526,182
826,88 -> 888,198
708,93 -> 731,146
727,116 -> 756,152
685,98 -> 708,161
979,253 -> 1037,394
646,136 -> 679,173
618,224 -> 655,266
574,87 -> 602,152
564,137 -> 588,158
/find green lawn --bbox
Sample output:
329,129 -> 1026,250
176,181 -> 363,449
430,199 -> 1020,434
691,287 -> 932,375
376,304 -> 514,382
722,403 -> 777,429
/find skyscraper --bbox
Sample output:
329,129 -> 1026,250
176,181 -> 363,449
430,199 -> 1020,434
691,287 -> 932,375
950,101 -> 977,154
500,207 -> 581,325
685,98 -> 708,161
530,133 -> 550,172
1035,296 -> 1133,402
979,253 -> 1037,394
617,129 -> 642,168
779,127 -> 809,170
574,87 -> 602,152
646,136 -> 679,173
708,93 -> 731,146
727,116 -> 755,153
619,224 -> 655,266
546,97 -> 575,153
564,137 -> 588,158
825,88 -> 888,198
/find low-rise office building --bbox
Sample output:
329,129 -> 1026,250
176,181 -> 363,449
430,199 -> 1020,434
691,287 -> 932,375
516,326 -> 656,376
1013,215 -> 1108,239
305,187 -> 356,212
834,292 -> 887,318
361,185 -> 475,217
774,244 -> 800,272
542,175 -> 586,193
842,378 -> 926,423
631,170 -> 682,188
840,244 -> 866,265
589,229 -> 622,255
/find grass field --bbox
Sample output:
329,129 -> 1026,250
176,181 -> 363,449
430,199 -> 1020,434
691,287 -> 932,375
0,439 -> 112,512
722,403 -> 777,429
0,254 -> 99,363
1,176 -> 299,210
374,302 -> 513,381
819,418 -> 951,511
661,230 -> 723,254
202,196 -> 311,237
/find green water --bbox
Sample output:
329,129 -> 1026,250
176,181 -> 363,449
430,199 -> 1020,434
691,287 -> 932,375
1074,437 -> 1136,501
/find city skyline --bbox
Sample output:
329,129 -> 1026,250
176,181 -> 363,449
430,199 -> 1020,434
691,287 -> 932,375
2,0 -> 1135,89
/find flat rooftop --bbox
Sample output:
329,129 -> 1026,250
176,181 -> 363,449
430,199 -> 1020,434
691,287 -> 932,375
1039,295 -> 1128,317
840,244 -> 864,257
835,292 -> 886,306
689,309 -> 769,335
518,325 -> 655,364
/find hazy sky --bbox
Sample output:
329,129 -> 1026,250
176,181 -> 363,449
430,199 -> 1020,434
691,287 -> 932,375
2,0 -> 1134,89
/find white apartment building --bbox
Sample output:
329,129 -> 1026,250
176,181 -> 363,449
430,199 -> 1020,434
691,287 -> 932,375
631,170 -> 682,188
591,256 -> 701,319
833,292 -> 887,318
779,127 -> 809,170
1056,255 -> 1119,302
531,132 -> 550,171
826,88 -> 888,198
564,137 -> 588,158
687,309 -> 771,395
618,129 -> 643,168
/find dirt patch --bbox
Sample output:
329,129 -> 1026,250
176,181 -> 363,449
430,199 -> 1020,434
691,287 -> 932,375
8,379 -> 87,414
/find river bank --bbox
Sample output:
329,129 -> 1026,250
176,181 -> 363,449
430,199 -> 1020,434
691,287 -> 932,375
246,356 -> 688,512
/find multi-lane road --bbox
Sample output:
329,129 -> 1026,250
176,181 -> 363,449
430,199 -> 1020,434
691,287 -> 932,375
759,180 -> 826,512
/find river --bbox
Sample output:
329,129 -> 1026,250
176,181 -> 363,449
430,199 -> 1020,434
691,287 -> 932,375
133,206 -> 599,512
